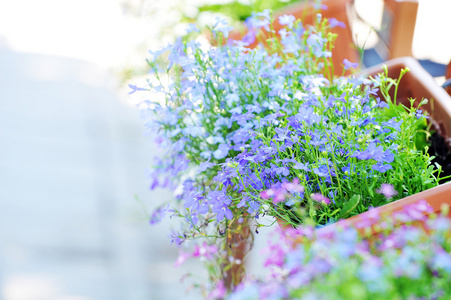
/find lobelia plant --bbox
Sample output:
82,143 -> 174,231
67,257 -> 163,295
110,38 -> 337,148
221,64 -> 439,228
131,5 -> 444,295
227,195 -> 451,300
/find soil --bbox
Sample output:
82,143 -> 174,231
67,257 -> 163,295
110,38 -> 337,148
428,131 -> 451,184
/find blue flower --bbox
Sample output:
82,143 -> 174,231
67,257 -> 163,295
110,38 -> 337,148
372,163 -> 392,173
307,33 -> 331,58
149,204 -> 171,225
329,18 -> 346,29
279,14 -> 296,29
352,143 -> 385,161
225,93 -> 240,106
185,23 -> 199,34
214,144 -> 231,159
293,162 -> 310,172
128,84 -> 147,94
199,159 -> 215,172
382,118 -> 403,131
271,163 -> 290,176
343,59 -> 358,70
217,24 -> 234,38
281,33 -> 302,54
209,190 -> 233,221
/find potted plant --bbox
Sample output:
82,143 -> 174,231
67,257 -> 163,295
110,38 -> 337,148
130,6 -> 451,295
323,57 -> 451,238
272,56 -> 451,238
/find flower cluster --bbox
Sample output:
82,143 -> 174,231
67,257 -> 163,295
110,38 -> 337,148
135,10 -> 356,234
215,66 -> 438,226
133,4 -> 443,240
132,6 -> 444,291
228,201 -> 451,299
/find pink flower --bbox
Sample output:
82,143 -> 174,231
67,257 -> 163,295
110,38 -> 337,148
282,178 -> 305,194
192,242 -> 218,260
273,189 -> 287,204
376,183 -> 398,199
260,188 -> 275,199
207,281 -> 226,300
263,242 -> 287,268
311,193 -> 331,205
174,250 -> 190,267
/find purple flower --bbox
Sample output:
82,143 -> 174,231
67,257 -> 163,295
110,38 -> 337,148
376,183 -> 398,199
313,165 -> 331,178
382,118 -> 403,131
293,162 -> 310,172
352,143 -> 384,161
199,159 -> 215,172
343,59 -> 359,70
210,190 -> 233,221
271,163 -> 290,176
149,204 -> 171,224
183,191 -> 204,210
247,199 -> 261,214
329,17 -> 346,29
170,231 -> 184,245
232,112 -> 255,126
372,163 -> 393,173
382,149 -> 394,163
237,197 -> 248,208
217,206 -> 233,221
242,29 -> 256,45
415,109 -> 428,119
246,104 -> 262,114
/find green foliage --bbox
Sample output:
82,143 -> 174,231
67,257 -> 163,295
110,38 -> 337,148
194,0 -> 300,22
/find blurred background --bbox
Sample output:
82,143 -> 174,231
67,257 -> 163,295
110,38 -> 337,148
0,0 -> 449,299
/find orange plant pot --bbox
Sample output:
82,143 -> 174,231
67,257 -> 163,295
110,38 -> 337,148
280,57 -> 451,240
228,0 -> 358,76
363,57 -> 451,144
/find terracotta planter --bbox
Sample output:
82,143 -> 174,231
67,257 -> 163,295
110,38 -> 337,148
324,181 -> 451,239
444,59 -> 451,96
279,57 -> 451,239
228,0 -> 358,76
363,57 -> 451,145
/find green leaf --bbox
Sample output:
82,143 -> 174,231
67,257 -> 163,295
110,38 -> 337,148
338,195 -> 360,219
